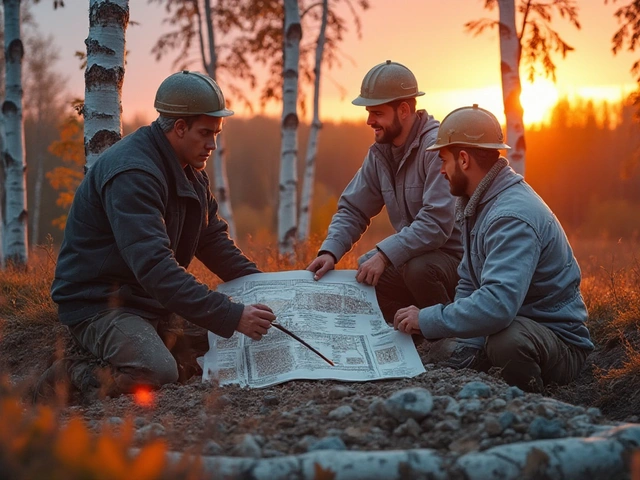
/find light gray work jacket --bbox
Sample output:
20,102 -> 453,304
419,160 -> 594,351
320,110 -> 462,267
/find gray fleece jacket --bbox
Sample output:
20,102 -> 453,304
320,110 -> 462,267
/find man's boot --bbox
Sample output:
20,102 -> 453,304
424,338 -> 487,371
32,356 -> 101,405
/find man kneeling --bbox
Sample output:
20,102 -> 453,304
394,105 -> 593,392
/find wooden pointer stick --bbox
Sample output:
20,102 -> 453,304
271,322 -> 335,367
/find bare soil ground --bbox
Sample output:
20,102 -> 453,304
1,315 -> 637,458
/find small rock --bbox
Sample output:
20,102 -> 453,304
484,415 -> 503,436
263,394 -> 279,406
107,417 -> 124,426
202,440 -> 223,456
458,381 -> 492,399
393,418 -> 422,438
136,422 -> 165,441
232,434 -> 262,458
134,417 -> 146,428
308,436 -> 347,452
215,394 -> 233,408
343,426 -> 367,442
487,398 -> 507,410
587,407 -> 603,419
384,388 -> 433,422
499,411 -> 517,430
368,398 -> 387,416
328,386 -> 355,400
528,416 -> 566,440
328,405 -> 353,420
435,419 -> 460,432
463,399 -> 483,413
445,398 -> 462,417
449,434 -> 481,454
504,386 -> 525,400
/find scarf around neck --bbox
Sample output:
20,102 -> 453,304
455,157 -> 509,222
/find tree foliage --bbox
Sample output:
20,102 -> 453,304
466,0 -> 580,82
46,115 -> 84,230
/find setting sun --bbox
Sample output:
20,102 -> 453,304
520,79 -> 560,126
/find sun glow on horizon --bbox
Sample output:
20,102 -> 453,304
520,79 -> 560,126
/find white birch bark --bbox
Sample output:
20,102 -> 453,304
298,0 -> 327,242
2,0 -> 28,266
84,0 -> 128,170
278,0 -> 301,256
203,0 -> 236,239
498,0 -> 526,175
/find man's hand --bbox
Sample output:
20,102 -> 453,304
236,303 -> 276,341
394,305 -> 422,335
307,253 -> 336,281
355,252 -> 388,286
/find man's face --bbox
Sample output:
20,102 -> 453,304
365,104 -> 403,144
439,147 -> 468,197
175,115 -> 223,170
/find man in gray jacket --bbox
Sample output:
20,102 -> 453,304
307,60 -> 464,339
36,71 -> 275,403
394,105 -> 594,391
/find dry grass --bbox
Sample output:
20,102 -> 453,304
0,235 -> 639,476
571,237 -> 640,385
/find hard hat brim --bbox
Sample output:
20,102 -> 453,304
205,108 -> 234,117
351,91 -> 425,107
425,141 -> 511,151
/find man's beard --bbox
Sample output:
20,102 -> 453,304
448,161 -> 469,197
373,111 -> 403,144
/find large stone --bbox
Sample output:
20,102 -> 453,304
383,388 -> 434,422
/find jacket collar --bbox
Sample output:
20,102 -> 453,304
456,157 -> 522,221
150,121 -> 199,199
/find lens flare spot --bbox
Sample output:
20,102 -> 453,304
134,387 -> 155,407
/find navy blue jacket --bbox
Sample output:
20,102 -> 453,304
51,121 -> 258,338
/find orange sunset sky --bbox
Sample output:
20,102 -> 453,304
32,0 -> 638,126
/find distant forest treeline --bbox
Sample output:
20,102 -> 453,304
28,98 -> 640,248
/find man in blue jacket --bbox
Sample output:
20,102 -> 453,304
394,105 -> 593,392
36,71 -> 275,403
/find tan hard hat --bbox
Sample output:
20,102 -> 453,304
426,104 -> 510,151
352,60 -> 425,107
154,70 -> 234,117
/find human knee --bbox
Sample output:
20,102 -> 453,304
147,355 -> 179,386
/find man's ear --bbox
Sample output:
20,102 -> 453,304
458,150 -> 472,170
173,118 -> 187,138
398,101 -> 411,120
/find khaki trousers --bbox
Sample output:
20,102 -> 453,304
359,248 -> 461,323
68,310 -> 179,395
485,316 -> 590,392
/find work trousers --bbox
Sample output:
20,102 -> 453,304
68,310 -> 198,396
359,248 -> 461,323
485,316 -> 590,392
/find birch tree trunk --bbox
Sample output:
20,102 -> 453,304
203,0 -> 236,239
2,0 -> 28,266
498,0 -> 526,175
298,0 -> 327,242
278,0 -> 301,256
84,0 -> 129,170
